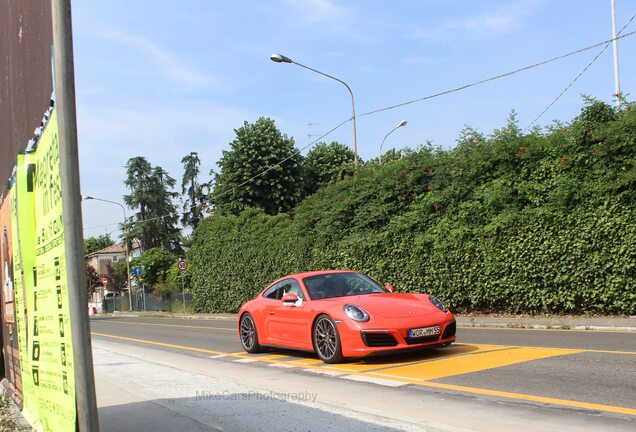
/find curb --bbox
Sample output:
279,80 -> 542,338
107,312 -> 237,321
455,323 -> 636,332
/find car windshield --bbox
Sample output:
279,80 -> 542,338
303,272 -> 387,300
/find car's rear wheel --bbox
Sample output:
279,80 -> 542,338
239,313 -> 262,353
313,315 -> 343,363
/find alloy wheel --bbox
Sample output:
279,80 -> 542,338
240,314 -> 257,351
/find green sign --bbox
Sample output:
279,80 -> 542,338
11,109 -> 76,431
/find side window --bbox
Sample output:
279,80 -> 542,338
263,283 -> 282,300
279,279 -> 305,300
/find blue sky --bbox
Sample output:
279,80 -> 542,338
73,0 -> 636,239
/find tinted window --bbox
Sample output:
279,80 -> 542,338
303,272 -> 387,300
263,283 -> 283,300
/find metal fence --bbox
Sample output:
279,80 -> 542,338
101,293 -> 193,313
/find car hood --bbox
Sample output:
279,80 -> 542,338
339,293 -> 437,318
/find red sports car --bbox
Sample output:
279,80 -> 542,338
237,270 -> 456,363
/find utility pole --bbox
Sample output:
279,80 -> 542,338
51,0 -> 99,430
610,0 -> 621,107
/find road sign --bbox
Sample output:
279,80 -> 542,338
132,266 -> 142,276
177,259 -> 188,272
102,277 -> 108,287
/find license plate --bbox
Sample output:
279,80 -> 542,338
408,326 -> 440,338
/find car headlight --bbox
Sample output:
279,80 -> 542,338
344,304 -> 370,322
428,295 -> 448,312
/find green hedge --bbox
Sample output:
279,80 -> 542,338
189,101 -> 636,314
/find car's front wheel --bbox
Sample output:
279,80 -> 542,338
239,313 -> 262,353
313,315 -> 344,363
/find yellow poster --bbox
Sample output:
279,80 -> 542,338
11,151 -> 38,425
12,109 -> 76,431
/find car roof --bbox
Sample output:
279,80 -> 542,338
263,270 -> 361,289
289,270 -> 358,279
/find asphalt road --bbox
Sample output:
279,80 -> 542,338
90,316 -> 636,430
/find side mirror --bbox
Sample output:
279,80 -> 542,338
281,293 -> 299,303
385,284 -> 394,293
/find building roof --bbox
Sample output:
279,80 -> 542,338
87,243 -> 125,257
85,240 -> 142,257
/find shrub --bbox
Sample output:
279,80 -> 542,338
189,100 -> 636,315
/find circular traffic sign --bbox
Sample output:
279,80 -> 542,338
133,266 -> 142,276
102,277 -> 108,286
177,260 -> 188,272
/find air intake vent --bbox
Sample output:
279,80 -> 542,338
442,321 -> 456,339
361,332 -> 398,347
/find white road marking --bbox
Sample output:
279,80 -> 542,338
302,368 -> 344,377
234,358 -> 258,363
342,374 -> 407,387
208,354 -> 227,359
268,363 -> 295,369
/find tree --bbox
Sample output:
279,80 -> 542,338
180,152 -> 206,229
148,166 -> 182,252
130,248 -> 177,287
211,117 -> 304,215
303,141 -> 355,195
104,261 -> 127,293
84,234 -> 115,255
123,157 -> 153,249
85,264 -> 101,295
123,157 -> 182,253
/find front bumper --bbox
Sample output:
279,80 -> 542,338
337,314 -> 456,358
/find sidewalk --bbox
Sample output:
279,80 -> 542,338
105,311 -> 636,332
93,340 -> 439,432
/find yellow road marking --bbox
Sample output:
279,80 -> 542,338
565,348 -> 636,355
287,358 -> 325,366
458,342 -> 636,356
95,320 -> 236,331
252,353 -> 292,360
91,331 -> 636,416
376,347 -> 581,381
321,344 -> 508,373
91,332 -> 238,357
431,382 -> 636,416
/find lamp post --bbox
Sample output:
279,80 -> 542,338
81,195 -> 133,312
610,0 -> 621,107
270,53 -> 359,169
379,120 -> 408,164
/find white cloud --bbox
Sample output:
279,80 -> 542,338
411,1 -> 538,40
90,28 -> 221,92
77,100 -> 257,170
76,99 -> 260,234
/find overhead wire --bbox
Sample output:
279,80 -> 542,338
524,13 -> 636,131
210,30 -> 636,208
89,30 -> 636,227
358,30 -> 636,118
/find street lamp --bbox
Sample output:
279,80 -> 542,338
379,120 -> 408,164
270,52 -> 359,169
81,195 -> 132,312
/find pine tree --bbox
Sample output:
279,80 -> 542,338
123,157 -> 182,253
180,152 -> 206,229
